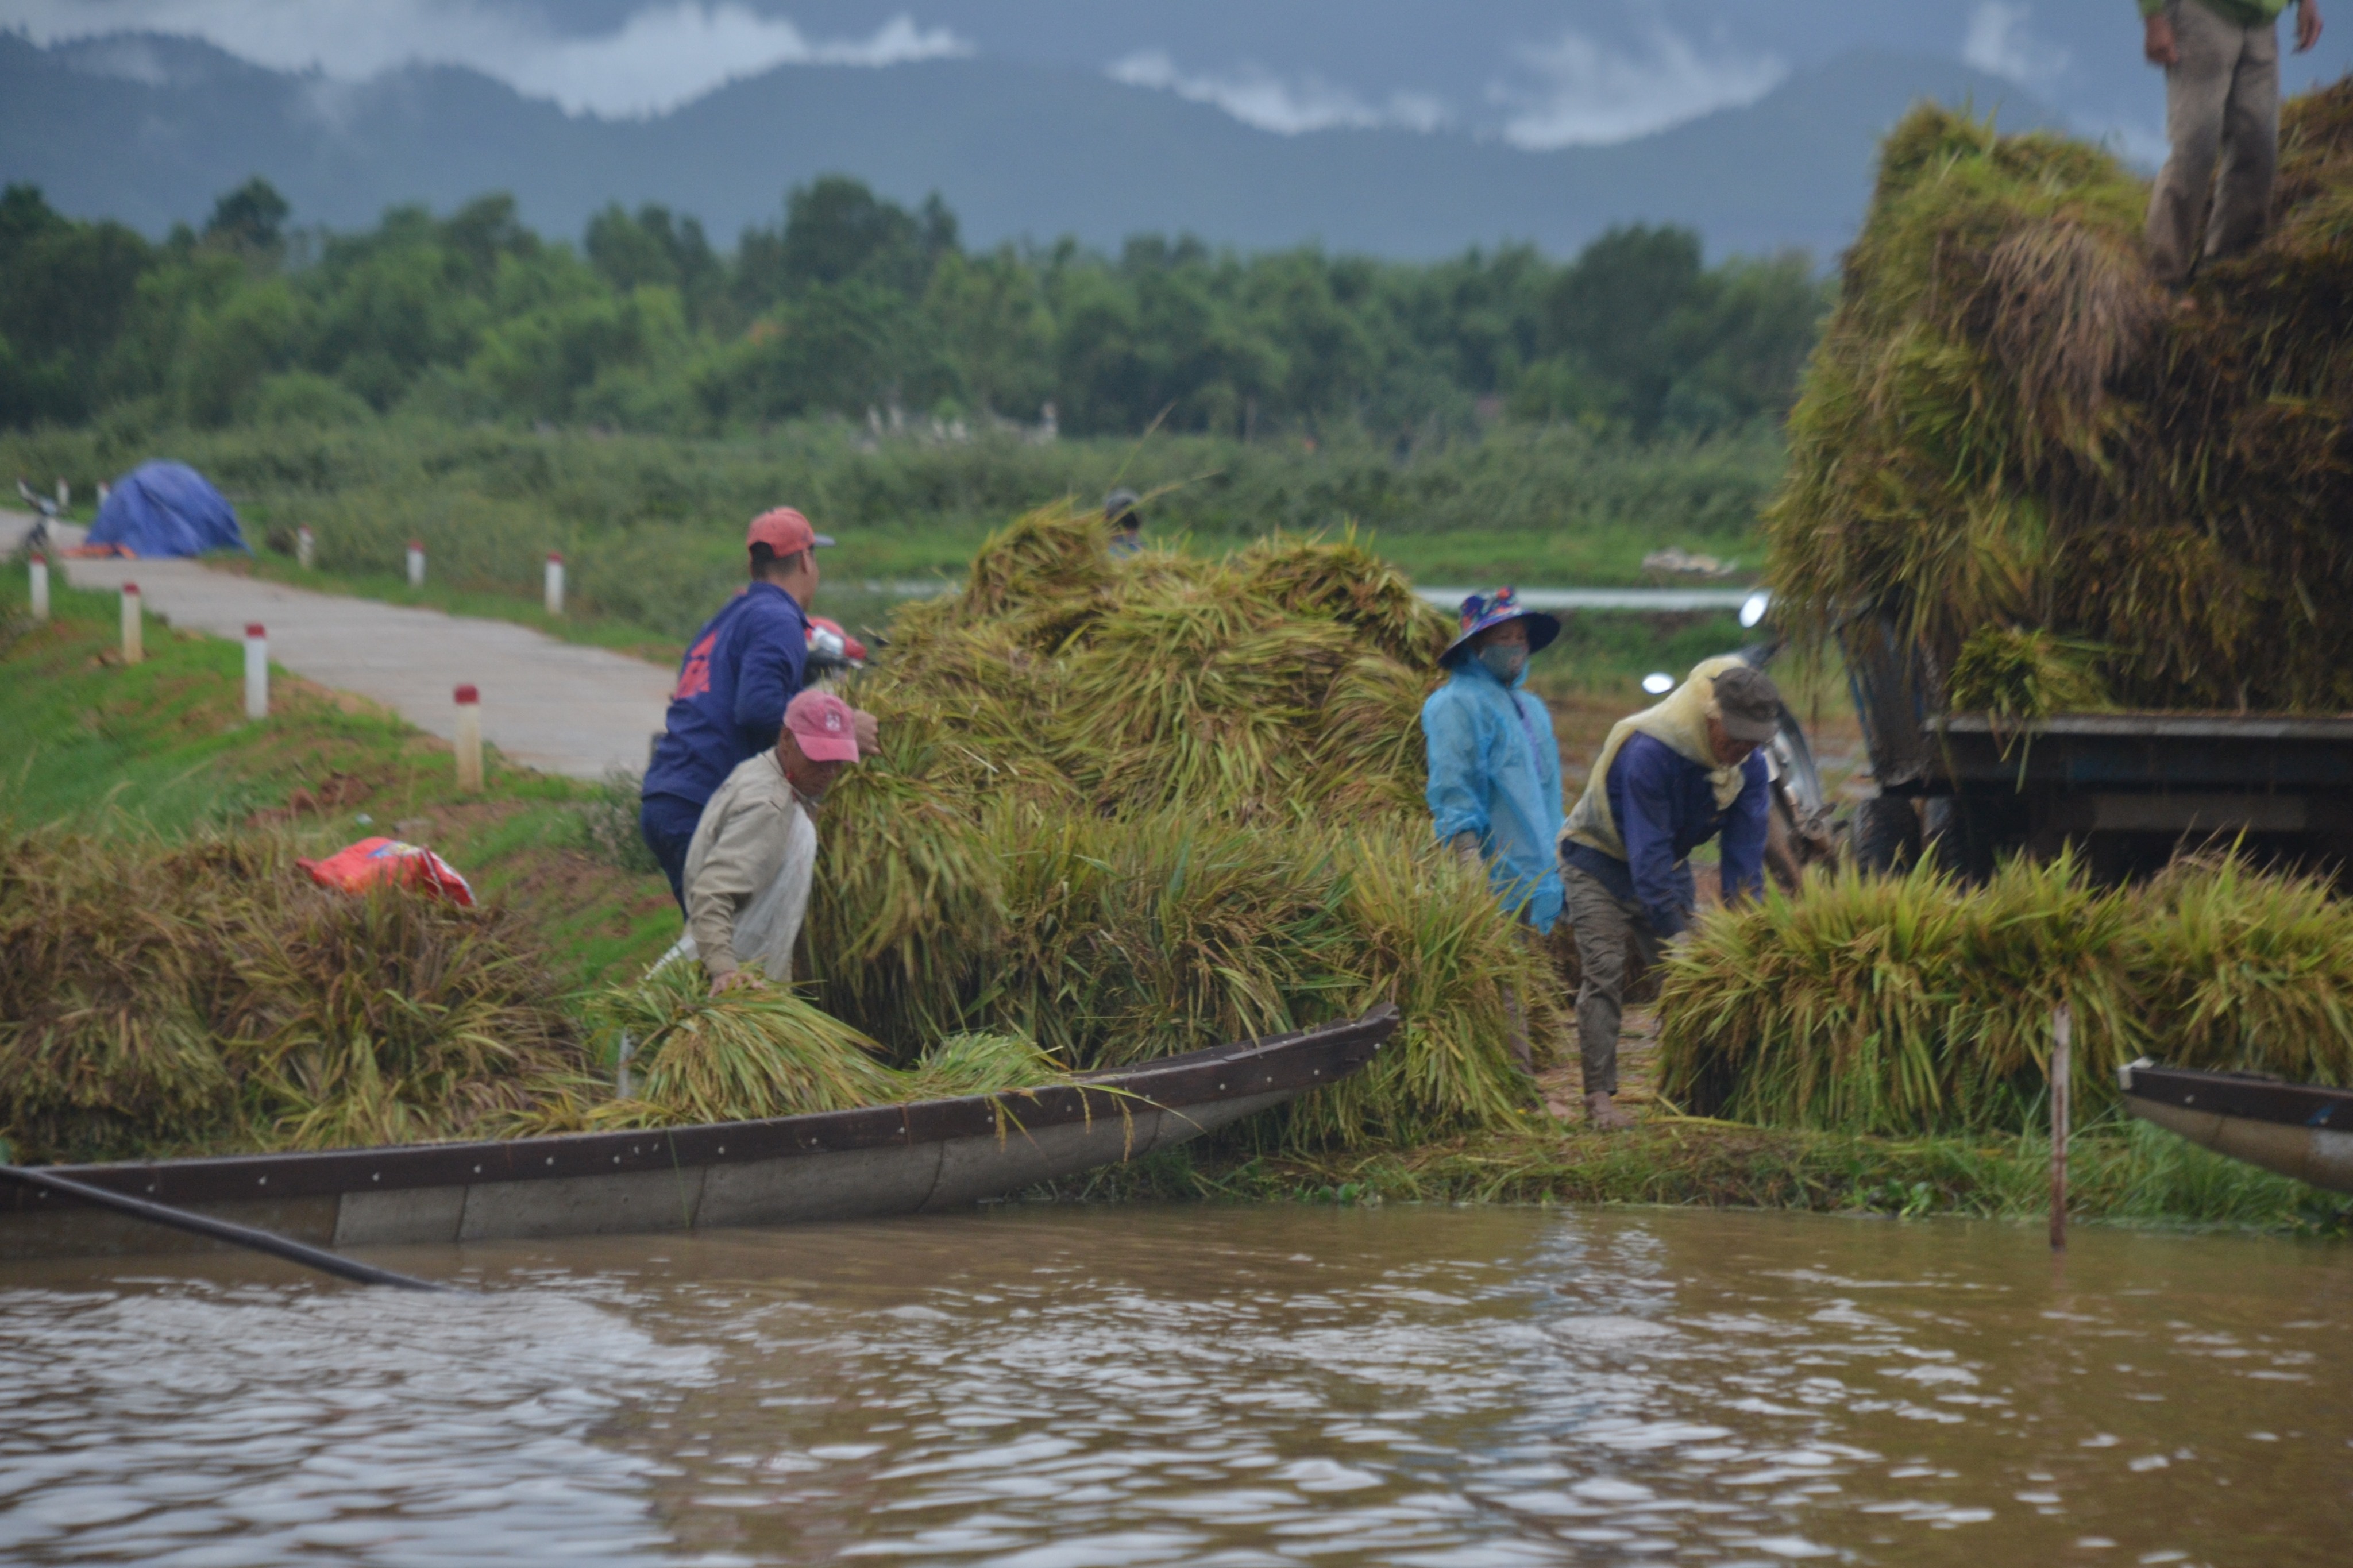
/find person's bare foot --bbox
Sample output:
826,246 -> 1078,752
1584,1091 -> 1636,1130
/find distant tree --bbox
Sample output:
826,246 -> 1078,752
203,177 -> 291,254
1537,224 -> 1704,435
0,185 -> 155,424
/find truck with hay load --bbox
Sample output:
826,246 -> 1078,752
1768,88 -> 2353,880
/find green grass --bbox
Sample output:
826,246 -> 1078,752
8,415 -> 1775,669
1036,1114 -> 2351,1237
0,563 -> 680,994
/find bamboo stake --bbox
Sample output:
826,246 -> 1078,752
2050,1001 -> 2072,1252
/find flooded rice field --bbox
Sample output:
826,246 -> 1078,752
3,1204 -> 2348,1565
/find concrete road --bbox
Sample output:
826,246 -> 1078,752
4,511 -> 674,778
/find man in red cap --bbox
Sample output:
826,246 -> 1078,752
639,506 -> 874,903
681,689 -> 864,994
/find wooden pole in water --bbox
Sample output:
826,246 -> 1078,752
2050,1002 -> 2072,1253
454,683 -> 483,791
119,581 -> 142,664
0,1163 -> 451,1292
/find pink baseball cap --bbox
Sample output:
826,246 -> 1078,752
746,507 -> 835,555
784,689 -> 859,762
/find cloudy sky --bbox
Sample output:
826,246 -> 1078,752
7,0 -> 2350,160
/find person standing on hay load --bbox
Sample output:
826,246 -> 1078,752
2141,0 -> 2324,287
682,689 -> 864,995
1105,488 -> 1145,559
1422,588 -> 1566,1071
1559,658 -> 1778,1130
641,507 -> 877,905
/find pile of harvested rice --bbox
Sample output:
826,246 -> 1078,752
1657,852 -> 2353,1137
1765,86 -> 2353,715
796,507 -> 1554,1148
0,827 -> 582,1163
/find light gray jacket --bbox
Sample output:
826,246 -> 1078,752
681,751 -> 819,982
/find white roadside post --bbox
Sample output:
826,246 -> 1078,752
244,623 -> 269,720
407,539 -> 426,588
55,478 -> 68,511
120,582 -> 143,664
544,550 -> 565,616
28,551 -> 48,623
454,683 -> 484,791
296,525 -> 315,570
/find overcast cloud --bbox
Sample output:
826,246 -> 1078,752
1108,51 -> 1448,136
1492,25 -> 1787,149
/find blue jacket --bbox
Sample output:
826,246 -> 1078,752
1561,733 -> 1769,938
1421,659 -> 1565,933
642,583 -> 810,809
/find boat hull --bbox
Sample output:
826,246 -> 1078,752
2,1010 -> 1391,1261
2118,1061 -> 2353,1194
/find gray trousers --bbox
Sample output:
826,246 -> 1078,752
2147,1 -> 2281,284
1562,862 -> 1664,1098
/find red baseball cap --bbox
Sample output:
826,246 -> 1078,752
746,507 -> 835,555
784,689 -> 860,762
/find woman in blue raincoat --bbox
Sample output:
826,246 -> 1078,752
1420,588 -> 1564,1069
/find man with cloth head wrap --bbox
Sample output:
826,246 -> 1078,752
1559,658 -> 1779,1129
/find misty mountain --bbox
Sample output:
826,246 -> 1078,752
1,31 -> 2063,261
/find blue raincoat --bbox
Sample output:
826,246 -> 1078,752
1421,658 -> 1565,932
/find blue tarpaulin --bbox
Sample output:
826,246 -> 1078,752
87,461 -> 248,557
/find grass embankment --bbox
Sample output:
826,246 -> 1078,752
1044,1116 -> 2346,1235
3,418 -> 1776,682
0,563 -> 679,993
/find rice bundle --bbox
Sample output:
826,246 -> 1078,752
1657,853 -> 2353,1137
901,1031 -> 1070,1100
0,827 -> 582,1163
1945,625 -> 2112,721
797,502 -> 1554,1148
1766,86 -> 2353,713
587,963 -> 900,1127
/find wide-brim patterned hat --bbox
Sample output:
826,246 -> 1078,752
1440,586 -> 1561,663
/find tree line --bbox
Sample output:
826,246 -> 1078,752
0,175 -> 1827,443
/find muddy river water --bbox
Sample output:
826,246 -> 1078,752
3,1205 -> 2348,1565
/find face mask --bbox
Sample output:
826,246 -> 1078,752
1478,643 -> 1528,683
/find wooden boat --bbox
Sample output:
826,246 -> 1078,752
2117,1057 -> 2353,1193
1,1006 -> 1396,1262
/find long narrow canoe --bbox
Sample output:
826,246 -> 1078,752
2118,1058 -> 2353,1193
1,1006 -> 1396,1262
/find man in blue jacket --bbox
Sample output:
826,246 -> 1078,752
1421,589 -> 1565,1071
639,507 -> 873,903
1559,656 -> 1777,1127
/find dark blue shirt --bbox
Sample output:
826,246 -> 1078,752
1561,732 -> 1770,937
642,582 -> 809,809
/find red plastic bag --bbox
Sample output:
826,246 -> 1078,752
296,837 -> 476,906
